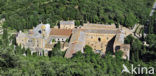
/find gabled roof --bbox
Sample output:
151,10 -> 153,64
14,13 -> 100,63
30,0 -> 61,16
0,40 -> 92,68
83,23 -> 116,29
50,28 -> 72,37
84,29 -> 117,34
65,30 -> 85,58
60,21 -> 75,25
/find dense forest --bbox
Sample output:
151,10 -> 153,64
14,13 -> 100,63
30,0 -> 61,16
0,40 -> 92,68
0,0 -> 154,31
0,0 -> 156,76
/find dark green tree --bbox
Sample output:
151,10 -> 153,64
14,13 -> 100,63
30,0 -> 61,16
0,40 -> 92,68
2,28 -> 8,47
51,41 -> 62,57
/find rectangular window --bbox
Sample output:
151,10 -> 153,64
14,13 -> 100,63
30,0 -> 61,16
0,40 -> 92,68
96,50 -> 101,53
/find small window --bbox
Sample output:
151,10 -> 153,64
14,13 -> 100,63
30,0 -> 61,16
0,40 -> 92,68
38,30 -> 42,34
98,38 -> 101,42
115,46 -> 120,51
107,37 -> 109,40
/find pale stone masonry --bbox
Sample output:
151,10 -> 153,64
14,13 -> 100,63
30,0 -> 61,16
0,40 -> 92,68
16,21 -> 130,60
65,23 -> 130,60
60,20 -> 75,29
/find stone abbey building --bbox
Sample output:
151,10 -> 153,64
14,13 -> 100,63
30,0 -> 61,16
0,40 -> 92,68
16,21 -> 130,60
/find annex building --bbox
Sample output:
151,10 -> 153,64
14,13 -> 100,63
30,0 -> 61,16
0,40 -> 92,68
16,21 -> 130,60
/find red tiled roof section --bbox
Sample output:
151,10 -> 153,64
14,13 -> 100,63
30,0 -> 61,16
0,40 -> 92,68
50,28 -> 72,36
65,43 -> 76,58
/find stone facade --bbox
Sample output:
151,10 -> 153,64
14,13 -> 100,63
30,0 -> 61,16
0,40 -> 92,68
16,24 -> 51,55
16,22 -> 73,55
65,23 -> 130,60
85,33 -> 115,54
50,28 -> 72,42
119,44 -> 130,60
60,21 -> 75,29
16,21 -> 130,60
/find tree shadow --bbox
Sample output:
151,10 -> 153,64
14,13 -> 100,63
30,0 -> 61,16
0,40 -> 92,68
106,36 -> 116,55
141,53 -> 156,62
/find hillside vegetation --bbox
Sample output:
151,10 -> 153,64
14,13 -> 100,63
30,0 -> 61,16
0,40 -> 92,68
0,0 -> 154,31
0,0 -> 156,75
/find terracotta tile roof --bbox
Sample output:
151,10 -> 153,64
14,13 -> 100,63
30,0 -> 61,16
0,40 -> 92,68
50,28 -> 72,37
65,43 -> 76,58
84,29 -> 117,34
83,23 -> 116,29
65,31 -> 85,58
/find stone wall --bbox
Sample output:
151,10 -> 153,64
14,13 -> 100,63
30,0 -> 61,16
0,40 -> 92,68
60,21 -> 75,29
85,33 -> 116,54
